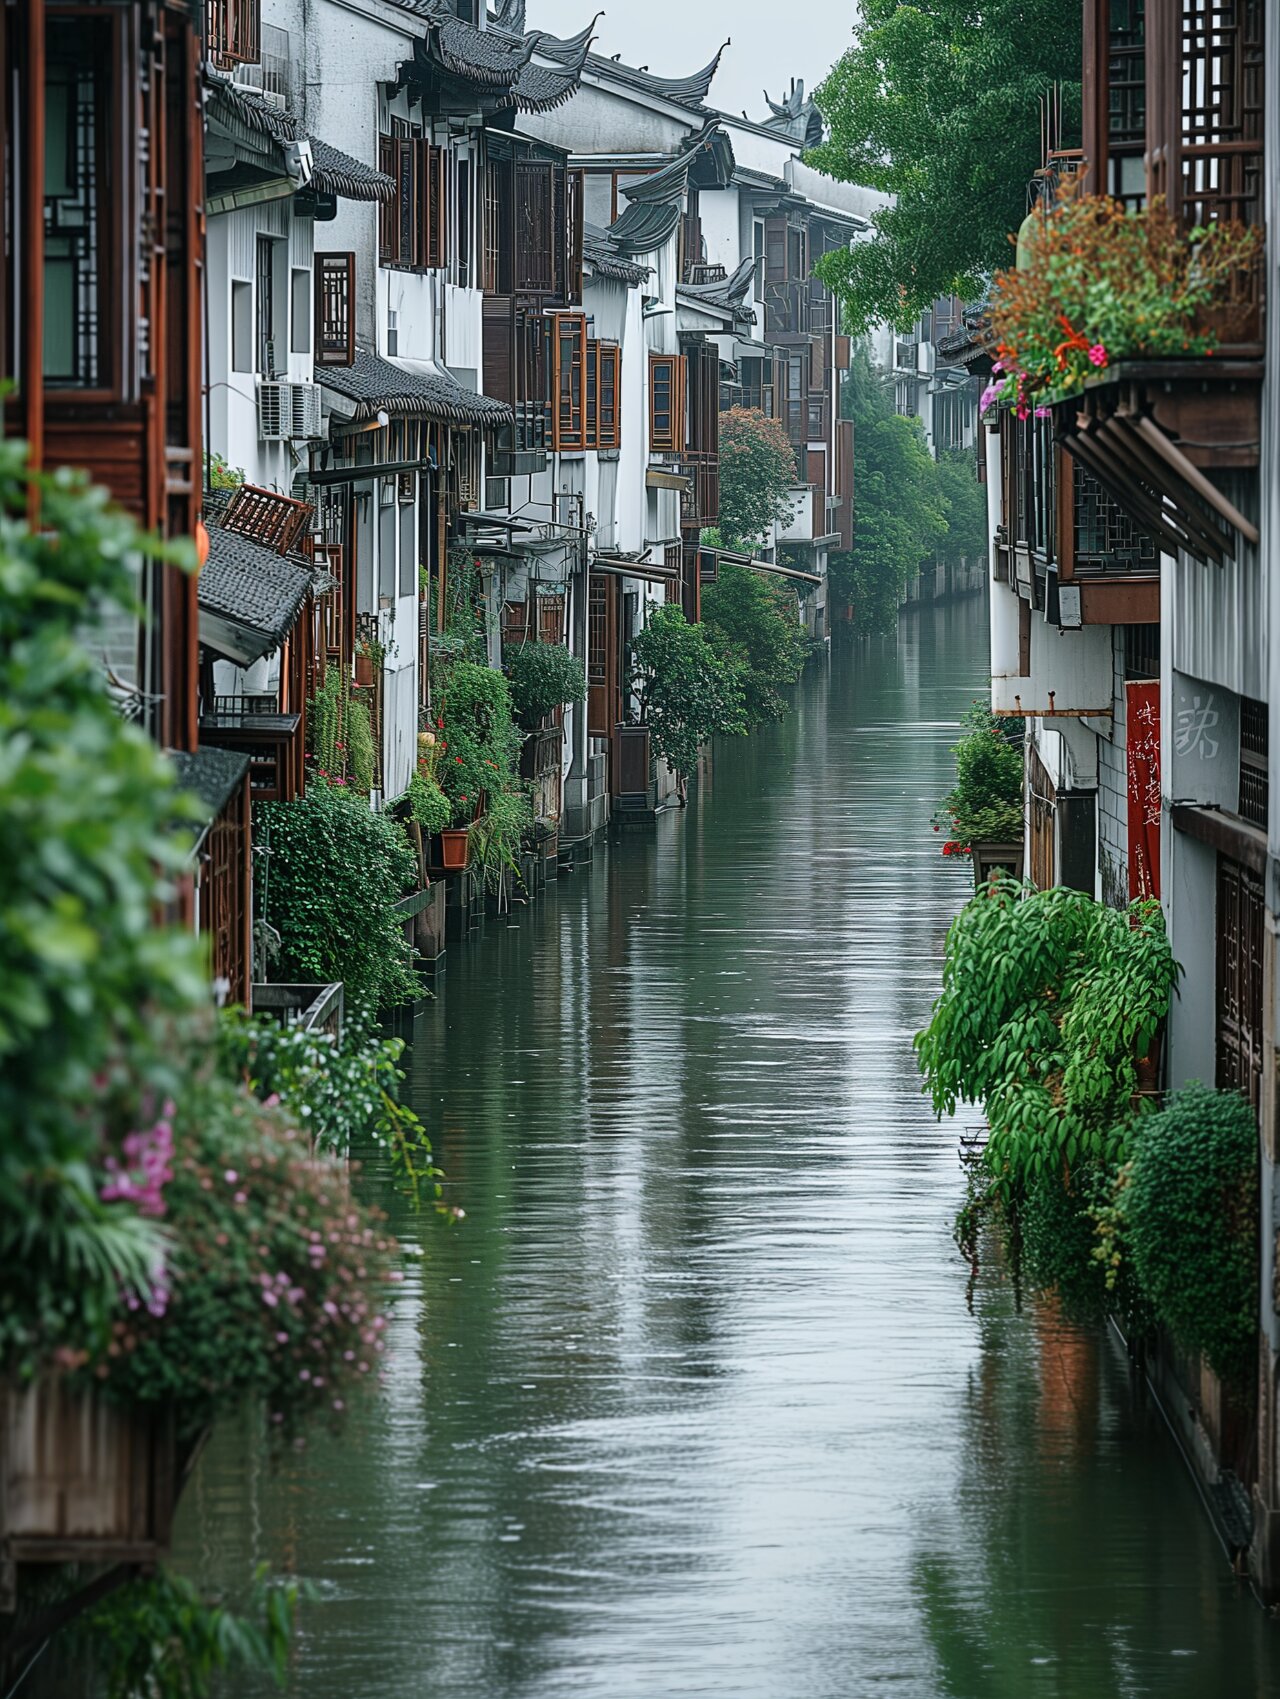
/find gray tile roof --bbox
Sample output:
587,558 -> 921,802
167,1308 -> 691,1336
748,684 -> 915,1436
199,525 -> 313,662
608,199 -> 682,255
308,138 -> 395,202
563,41 -> 727,109
320,349 -> 512,427
392,5 -> 591,112
171,747 -> 251,822
582,223 -> 652,284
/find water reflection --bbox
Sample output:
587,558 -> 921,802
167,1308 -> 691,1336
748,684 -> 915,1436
173,595 -> 1275,1696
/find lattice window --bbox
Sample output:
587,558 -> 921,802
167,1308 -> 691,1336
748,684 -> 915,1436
206,0 -> 260,66
538,595 -> 565,645
551,313 -> 587,450
598,345 -> 620,449
1108,0 -> 1147,204
221,484 -> 312,555
1073,459 -> 1158,573
1217,854 -> 1264,1109
314,252 -> 355,367
587,574 -> 609,686
649,354 -> 686,455
584,340 -> 600,451
43,18 -> 114,390
378,134 -> 446,271
1239,695 -> 1269,829
1162,0 -> 1264,225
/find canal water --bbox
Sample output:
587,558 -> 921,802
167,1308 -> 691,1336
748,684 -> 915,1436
176,593 -> 1278,1697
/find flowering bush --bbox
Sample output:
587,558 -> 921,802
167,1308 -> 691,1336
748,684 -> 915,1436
983,186 -> 1263,412
93,1073 -> 399,1442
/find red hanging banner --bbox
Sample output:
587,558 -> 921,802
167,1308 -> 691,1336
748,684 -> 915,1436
1126,682 -> 1161,900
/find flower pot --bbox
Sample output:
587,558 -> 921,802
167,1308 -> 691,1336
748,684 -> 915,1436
355,652 -> 375,687
440,827 -> 471,871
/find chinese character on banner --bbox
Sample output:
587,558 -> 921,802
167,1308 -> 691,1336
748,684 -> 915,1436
1127,682 -> 1161,900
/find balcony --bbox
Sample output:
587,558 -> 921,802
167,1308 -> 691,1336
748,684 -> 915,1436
680,451 -> 720,532
199,700 -> 304,802
491,403 -> 549,477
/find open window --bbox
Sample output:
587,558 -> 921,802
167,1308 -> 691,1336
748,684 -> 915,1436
648,353 -> 686,455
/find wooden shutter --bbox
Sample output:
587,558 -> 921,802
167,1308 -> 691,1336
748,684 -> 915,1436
378,136 -> 395,262
763,215 -> 787,282
1217,855 -> 1265,1110
482,295 -> 515,405
584,341 -> 600,450
551,313 -> 587,449
426,145 -> 447,270
516,160 -> 555,294
397,140 -> 417,268
649,354 -> 686,454
566,168 -> 585,304
598,344 -> 620,449
587,572 -> 617,736
207,0 -> 260,65
315,252 -> 355,367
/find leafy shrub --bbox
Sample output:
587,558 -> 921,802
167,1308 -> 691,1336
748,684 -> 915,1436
917,881 -> 1178,1194
218,1005 -> 441,1210
629,604 -> 745,784
934,700 -> 1025,854
506,641 -> 586,726
701,563 -> 809,726
98,1072 -> 398,1441
1125,1085 -> 1258,1383
470,784 -> 534,889
0,446 -> 208,1378
346,691 -> 378,796
74,1566 -> 298,1699
258,783 -> 419,1009
407,768 -> 451,836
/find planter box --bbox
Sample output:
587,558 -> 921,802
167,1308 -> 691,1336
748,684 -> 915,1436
972,840 -> 1024,889
1,1379 -> 176,1578
440,828 -> 471,871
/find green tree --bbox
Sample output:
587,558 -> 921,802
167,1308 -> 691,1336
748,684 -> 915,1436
937,449 -> 988,569
701,563 -> 809,726
715,407 -> 800,549
837,349 -> 947,634
630,604 -> 745,797
810,0 -> 1081,332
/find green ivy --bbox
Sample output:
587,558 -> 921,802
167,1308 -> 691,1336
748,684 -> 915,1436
346,691 -> 377,796
407,769 -> 452,836
258,783 -> 420,1009
1124,1085 -> 1259,1384
433,659 -> 524,826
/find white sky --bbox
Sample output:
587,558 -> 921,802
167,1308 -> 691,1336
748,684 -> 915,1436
527,1 -> 858,127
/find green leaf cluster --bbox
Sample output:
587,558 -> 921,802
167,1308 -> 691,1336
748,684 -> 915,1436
935,700 -> 1025,851
258,782 -> 420,1009
810,0 -> 1081,332
1124,1084 -> 1258,1383
716,407 -> 802,549
0,444 -> 210,1375
219,1003 -> 442,1211
75,1565 -> 299,1699
701,563 -> 810,727
629,604 -> 746,783
433,658 -> 526,825
916,880 -> 1179,1194
506,640 -> 586,727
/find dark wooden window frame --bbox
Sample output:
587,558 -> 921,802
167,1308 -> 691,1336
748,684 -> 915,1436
314,252 -> 355,367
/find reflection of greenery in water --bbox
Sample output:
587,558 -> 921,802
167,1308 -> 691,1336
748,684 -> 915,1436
911,1284 -> 1271,1699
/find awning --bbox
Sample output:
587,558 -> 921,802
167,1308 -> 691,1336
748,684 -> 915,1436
592,554 -> 680,585
645,468 -> 690,492
710,548 -> 822,587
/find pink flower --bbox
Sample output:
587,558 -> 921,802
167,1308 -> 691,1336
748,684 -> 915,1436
1088,343 -> 1108,368
979,383 -> 1000,414
1034,406 -> 1051,419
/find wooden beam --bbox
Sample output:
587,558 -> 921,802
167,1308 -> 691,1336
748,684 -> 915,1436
1171,803 -> 1267,878
1129,412 -> 1260,544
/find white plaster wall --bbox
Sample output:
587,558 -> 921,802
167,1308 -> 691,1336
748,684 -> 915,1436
699,188 -> 741,272
528,77 -> 694,157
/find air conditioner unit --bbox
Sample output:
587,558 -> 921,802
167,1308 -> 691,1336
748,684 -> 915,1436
258,381 -> 322,442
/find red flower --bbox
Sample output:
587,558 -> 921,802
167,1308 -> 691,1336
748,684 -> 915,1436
455,756 -> 463,764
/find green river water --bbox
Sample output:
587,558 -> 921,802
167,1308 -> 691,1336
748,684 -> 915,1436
174,594 -> 1278,1696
